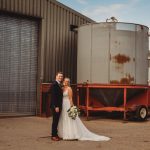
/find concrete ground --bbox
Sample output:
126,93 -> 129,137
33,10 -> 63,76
0,116 -> 150,150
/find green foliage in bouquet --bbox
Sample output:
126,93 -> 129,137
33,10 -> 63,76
67,106 -> 80,120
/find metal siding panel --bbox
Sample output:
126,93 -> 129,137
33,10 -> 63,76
43,0 -> 48,81
73,15 -> 78,82
48,2 -> 54,81
135,25 -> 149,84
0,0 -> 92,21
59,7 -> 63,73
61,8 -> 66,77
36,0 -> 41,17
110,23 -> 136,84
91,24 -> 110,83
39,19 -> 46,82
52,3 -> 57,78
71,14 -> 75,82
10,0 -> 14,11
18,0 -> 22,13
14,0 -> 18,12
59,7 -> 64,73
67,12 -> 72,76
29,0 -> 34,16
0,0 -> 2,8
77,25 -> 92,83
6,0 -> 11,10
65,10 -> 69,76
36,21 -> 42,114
55,5 -> 60,72
25,0 -> 30,15
43,0 -> 47,19
83,19 -> 87,24
50,0 -> 93,23
40,0 -> 44,17
80,18 -> 84,25
22,0 -> 26,14
33,0 -> 37,16
71,13 -> 76,82
44,2 -> 48,81
45,1 -> 50,81
2,0 -> 6,10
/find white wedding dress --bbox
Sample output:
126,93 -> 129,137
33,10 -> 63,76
58,90 -> 110,141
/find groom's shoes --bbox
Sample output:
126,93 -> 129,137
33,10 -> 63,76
57,136 -> 62,140
51,136 -> 60,141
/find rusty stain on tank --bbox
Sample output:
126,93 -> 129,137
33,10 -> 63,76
120,78 -> 130,84
113,54 -> 130,64
126,74 -> 134,83
110,80 -> 120,84
120,76 -> 134,84
121,74 -> 134,84
110,74 -> 134,84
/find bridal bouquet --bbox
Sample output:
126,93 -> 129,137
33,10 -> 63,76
67,106 -> 80,120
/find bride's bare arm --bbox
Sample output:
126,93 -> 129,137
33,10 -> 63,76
68,87 -> 74,106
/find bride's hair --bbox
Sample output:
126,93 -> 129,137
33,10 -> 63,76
64,77 -> 70,86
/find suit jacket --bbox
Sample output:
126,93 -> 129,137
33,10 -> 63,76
50,81 -> 63,109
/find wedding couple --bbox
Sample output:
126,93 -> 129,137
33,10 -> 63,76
50,72 -> 110,141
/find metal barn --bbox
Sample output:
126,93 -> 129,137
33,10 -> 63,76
0,0 -> 94,116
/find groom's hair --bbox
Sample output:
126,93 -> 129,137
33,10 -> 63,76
56,71 -> 63,76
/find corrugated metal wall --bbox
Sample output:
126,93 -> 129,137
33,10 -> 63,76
43,1 -> 93,83
0,0 -> 94,114
0,0 -> 94,82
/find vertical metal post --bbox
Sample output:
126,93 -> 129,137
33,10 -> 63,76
77,87 -> 79,107
146,88 -> 149,106
123,88 -> 127,120
86,86 -> 89,120
40,83 -> 42,116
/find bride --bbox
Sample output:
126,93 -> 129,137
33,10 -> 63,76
58,78 -> 110,141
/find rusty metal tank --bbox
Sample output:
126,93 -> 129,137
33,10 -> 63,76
77,22 -> 149,85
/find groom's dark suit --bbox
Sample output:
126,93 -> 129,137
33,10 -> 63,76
50,80 -> 63,137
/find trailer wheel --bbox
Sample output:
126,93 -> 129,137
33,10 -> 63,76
136,105 -> 148,121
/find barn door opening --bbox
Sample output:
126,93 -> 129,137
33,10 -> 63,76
0,14 -> 39,115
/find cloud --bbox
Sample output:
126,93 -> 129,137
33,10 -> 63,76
76,0 -> 88,4
82,3 -> 125,22
81,0 -> 141,22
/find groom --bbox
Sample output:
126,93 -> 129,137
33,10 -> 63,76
50,72 -> 63,141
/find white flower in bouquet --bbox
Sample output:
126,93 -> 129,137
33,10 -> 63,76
67,106 -> 80,120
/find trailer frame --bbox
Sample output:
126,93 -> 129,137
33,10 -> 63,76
77,84 -> 150,120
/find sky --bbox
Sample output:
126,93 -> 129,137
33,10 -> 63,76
57,0 -> 150,49
57,0 -> 150,28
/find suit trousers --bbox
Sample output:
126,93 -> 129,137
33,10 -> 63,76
51,108 -> 61,137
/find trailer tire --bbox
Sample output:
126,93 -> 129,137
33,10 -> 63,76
136,105 -> 148,121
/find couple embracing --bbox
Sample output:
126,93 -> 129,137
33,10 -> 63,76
50,72 -> 110,141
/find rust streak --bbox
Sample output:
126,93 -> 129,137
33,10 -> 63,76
110,80 -> 120,84
113,54 -> 130,64
110,74 -> 134,84
120,78 -> 130,84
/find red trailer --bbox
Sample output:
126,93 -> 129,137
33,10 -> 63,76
77,83 -> 150,121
